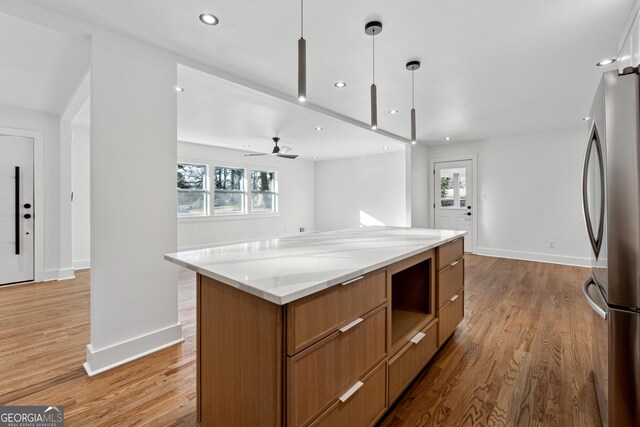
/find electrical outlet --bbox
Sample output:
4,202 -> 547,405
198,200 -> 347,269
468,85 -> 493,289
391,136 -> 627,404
299,227 -> 305,233
548,241 -> 555,249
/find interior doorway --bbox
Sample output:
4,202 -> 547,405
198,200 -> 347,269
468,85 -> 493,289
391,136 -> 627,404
430,156 -> 478,253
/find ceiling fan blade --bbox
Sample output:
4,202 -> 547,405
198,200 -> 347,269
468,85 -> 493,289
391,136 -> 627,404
244,153 -> 268,157
277,154 -> 298,159
280,146 -> 293,154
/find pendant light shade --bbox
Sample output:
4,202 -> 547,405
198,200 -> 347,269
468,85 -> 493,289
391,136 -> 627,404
406,60 -> 421,144
366,21 -> 382,130
298,0 -> 306,102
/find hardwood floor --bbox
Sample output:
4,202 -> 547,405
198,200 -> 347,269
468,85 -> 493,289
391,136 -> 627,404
0,256 -> 601,426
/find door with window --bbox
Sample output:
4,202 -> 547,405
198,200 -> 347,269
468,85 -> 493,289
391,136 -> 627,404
0,135 -> 34,285
434,160 -> 473,252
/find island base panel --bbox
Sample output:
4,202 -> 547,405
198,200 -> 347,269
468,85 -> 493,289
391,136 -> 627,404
198,275 -> 283,427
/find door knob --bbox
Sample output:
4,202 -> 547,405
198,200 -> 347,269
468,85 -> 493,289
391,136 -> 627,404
24,213 -> 31,219
24,203 -> 31,209
466,212 -> 471,216
467,205 -> 472,209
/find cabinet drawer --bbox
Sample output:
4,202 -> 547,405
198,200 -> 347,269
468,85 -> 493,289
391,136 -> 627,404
437,258 -> 464,308
436,238 -> 464,270
288,306 -> 387,427
287,270 -> 387,355
310,361 -> 387,427
388,319 -> 438,404
438,289 -> 464,346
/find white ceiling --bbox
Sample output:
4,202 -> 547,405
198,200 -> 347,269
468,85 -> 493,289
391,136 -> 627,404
177,65 -> 404,160
21,0 -> 634,141
0,11 -> 90,115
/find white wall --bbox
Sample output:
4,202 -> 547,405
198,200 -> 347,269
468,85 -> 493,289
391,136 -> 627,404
0,103 -> 67,280
315,150 -> 408,231
411,144 -> 430,228
178,142 -> 315,248
85,30 -> 181,375
71,124 -> 90,268
426,127 -> 591,266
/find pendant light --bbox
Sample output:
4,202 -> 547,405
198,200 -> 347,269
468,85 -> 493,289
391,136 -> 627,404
365,21 -> 382,130
406,60 -> 421,144
298,0 -> 306,102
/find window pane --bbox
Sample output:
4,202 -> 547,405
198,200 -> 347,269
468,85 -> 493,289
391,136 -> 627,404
439,167 -> 466,208
251,193 -> 275,212
177,163 -> 206,190
178,191 -> 206,215
214,192 -> 244,214
251,170 -> 275,192
215,167 -> 244,190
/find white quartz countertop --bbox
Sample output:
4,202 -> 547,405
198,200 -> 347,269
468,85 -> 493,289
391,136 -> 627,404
165,226 -> 466,305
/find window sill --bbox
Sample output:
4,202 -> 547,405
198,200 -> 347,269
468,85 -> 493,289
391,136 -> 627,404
178,213 -> 281,223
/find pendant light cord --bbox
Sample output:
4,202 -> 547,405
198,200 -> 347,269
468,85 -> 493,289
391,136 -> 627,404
301,0 -> 304,37
372,29 -> 376,83
412,69 -> 415,108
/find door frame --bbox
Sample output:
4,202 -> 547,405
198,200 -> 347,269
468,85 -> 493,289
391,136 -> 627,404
0,126 -> 44,282
429,154 -> 478,253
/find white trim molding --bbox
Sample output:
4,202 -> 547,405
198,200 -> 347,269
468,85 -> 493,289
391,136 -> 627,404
475,247 -> 590,267
73,259 -> 91,270
83,323 -> 184,376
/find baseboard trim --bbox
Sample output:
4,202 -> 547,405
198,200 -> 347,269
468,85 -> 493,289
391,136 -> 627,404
83,322 -> 184,376
42,268 -> 76,281
475,247 -> 591,267
73,259 -> 91,270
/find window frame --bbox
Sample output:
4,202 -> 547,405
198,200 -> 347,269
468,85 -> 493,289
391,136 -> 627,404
212,165 -> 247,216
177,158 -> 280,221
177,162 -> 209,217
248,169 -> 278,214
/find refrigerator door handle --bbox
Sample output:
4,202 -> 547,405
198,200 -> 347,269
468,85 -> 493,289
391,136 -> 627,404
583,277 -> 607,320
581,125 -> 605,259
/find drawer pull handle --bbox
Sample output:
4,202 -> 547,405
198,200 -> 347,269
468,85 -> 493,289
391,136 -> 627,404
450,294 -> 459,302
410,331 -> 426,344
339,381 -> 364,403
339,317 -> 364,333
342,275 -> 364,286
450,260 -> 459,267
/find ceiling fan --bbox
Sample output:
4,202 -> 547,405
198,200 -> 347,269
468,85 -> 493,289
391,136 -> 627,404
244,137 -> 298,159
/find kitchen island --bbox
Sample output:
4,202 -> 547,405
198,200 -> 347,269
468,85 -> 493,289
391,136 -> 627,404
165,226 -> 466,427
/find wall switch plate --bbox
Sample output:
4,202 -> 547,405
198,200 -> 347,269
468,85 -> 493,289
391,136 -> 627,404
548,241 -> 555,249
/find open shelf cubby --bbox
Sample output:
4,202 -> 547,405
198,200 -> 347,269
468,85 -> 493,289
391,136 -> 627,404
390,258 -> 432,345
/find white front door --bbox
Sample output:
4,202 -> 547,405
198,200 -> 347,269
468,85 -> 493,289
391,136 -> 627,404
0,135 -> 34,285
434,160 -> 473,252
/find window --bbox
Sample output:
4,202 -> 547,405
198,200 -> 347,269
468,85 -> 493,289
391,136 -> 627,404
177,163 -> 208,216
250,170 -> 277,213
214,167 -> 245,215
439,168 -> 466,208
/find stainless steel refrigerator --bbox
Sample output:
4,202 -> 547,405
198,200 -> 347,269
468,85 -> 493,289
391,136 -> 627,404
582,68 -> 640,426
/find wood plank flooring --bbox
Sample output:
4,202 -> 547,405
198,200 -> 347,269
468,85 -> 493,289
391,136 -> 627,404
0,255 -> 601,426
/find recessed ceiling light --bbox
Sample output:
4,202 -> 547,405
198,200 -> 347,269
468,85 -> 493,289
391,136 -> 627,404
389,109 -> 398,115
175,86 -> 184,92
445,137 -> 452,141
315,127 -> 322,131
199,13 -> 219,26
334,81 -> 347,88
242,144 -> 250,148
313,156 -> 318,159
382,145 -> 390,150
596,58 -> 616,67
582,117 -> 590,121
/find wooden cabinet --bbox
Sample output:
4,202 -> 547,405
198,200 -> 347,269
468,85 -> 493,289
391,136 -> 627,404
310,361 -> 387,427
287,306 -> 387,427
438,289 -> 464,346
196,237 -> 464,427
287,270 -> 387,355
388,319 -> 438,404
